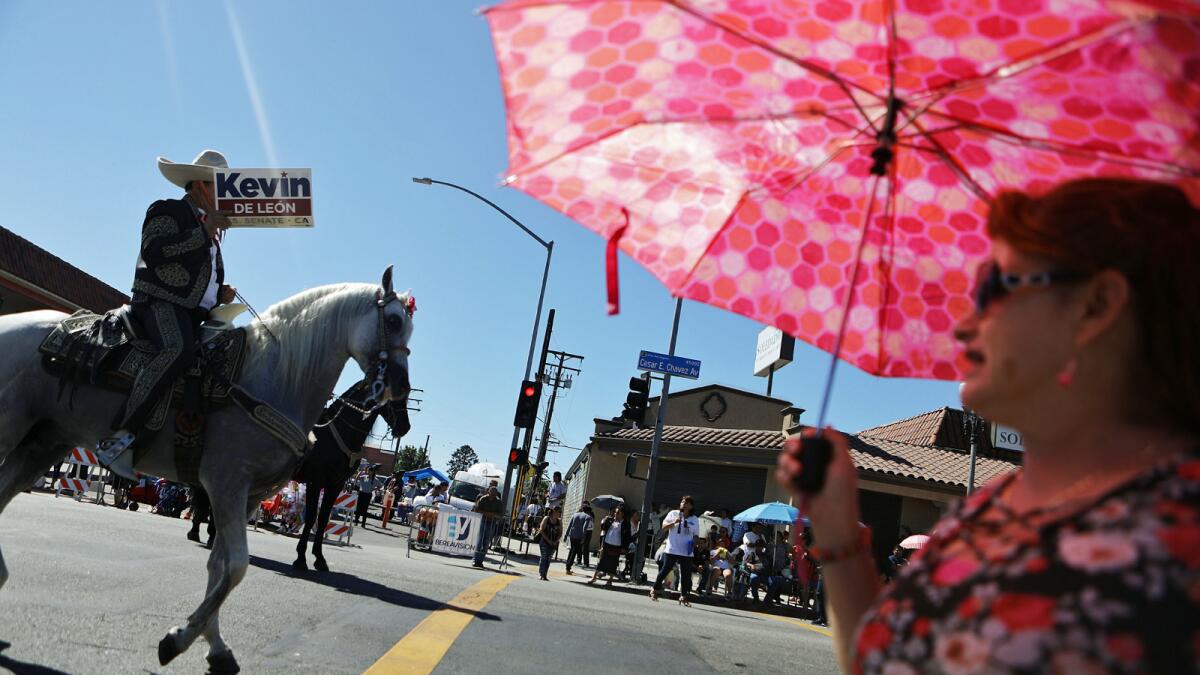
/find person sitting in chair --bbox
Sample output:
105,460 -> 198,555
96,149 -> 238,479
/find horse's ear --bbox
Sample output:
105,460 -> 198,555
381,265 -> 394,295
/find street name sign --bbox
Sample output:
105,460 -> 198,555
638,350 -> 701,380
215,168 -> 314,228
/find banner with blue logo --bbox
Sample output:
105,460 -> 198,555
431,508 -> 483,557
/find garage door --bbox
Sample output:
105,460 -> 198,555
655,460 -> 766,516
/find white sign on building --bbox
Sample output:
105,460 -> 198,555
754,326 -> 795,377
992,424 -> 1025,452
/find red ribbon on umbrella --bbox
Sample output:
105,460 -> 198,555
606,207 -> 630,316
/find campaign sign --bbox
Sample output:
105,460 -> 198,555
214,168 -> 314,228
431,507 -> 482,557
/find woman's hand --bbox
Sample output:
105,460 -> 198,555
776,427 -> 862,548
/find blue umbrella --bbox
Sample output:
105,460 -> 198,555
732,502 -> 803,526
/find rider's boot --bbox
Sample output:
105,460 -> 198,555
97,430 -> 138,481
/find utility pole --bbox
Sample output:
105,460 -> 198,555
632,297 -> 684,585
501,309 -> 556,569
532,348 -> 584,489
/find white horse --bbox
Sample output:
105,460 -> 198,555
0,267 -> 413,673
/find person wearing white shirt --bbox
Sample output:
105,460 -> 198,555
650,496 -> 700,606
547,472 -> 567,508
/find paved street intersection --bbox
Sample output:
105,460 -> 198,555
0,492 -> 837,674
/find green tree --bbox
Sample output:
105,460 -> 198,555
446,445 -> 479,477
393,444 -> 430,475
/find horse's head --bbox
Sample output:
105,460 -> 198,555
348,265 -> 414,407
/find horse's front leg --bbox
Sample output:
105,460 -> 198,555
158,481 -> 249,672
312,489 -> 337,572
293,485 -> 320,570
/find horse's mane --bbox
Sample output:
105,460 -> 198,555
241,283 -> 408,397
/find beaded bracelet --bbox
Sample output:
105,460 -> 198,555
809,524 -> 871,564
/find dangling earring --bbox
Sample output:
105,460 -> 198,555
1056,358 -> 1077,388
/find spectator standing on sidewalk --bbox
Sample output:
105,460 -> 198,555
622,510 -> 642,580
589,506 -> 630,586
352,465 -> 379,528
547,472 -> 567,510
535,506 -> 562,580
650,495 -> 700,605
563,501 -> 593,575
471,483 -> 504,569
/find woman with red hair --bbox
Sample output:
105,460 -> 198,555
778,178 -> 1200,673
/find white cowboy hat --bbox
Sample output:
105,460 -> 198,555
156,149 -> 228,189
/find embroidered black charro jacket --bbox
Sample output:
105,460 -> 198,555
131,198 -> 224,309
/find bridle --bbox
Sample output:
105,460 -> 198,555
364,283 -> 414,409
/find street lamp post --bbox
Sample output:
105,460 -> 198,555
962,407 -> 983,495
412,177 -> 553,521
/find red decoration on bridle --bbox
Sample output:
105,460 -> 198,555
405,295 -> 417,316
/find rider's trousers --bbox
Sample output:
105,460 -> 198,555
112,300 -> 202,432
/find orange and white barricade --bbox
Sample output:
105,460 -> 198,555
69,447 -> 100,467
323,521 -> 352,545
55,476 -> 91,501
62,447 -> 106,504
321,491 -> 357,545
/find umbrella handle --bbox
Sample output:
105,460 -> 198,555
786,436 -> 833,495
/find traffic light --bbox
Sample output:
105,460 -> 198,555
508,446 -> 528,466
623,374 -> 650,426
513,380 -> 542,429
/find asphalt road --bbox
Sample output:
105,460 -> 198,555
0,491 -> 837,674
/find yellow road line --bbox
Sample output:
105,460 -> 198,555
762,613 -> 833,637
363,574 -> 518,674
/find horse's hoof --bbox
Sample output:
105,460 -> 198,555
158,632 -> 183,666
314,557 -> 329,572
292,558 -> 308,571
207,650 -> 241,674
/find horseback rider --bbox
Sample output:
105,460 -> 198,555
96,149 -> 238,479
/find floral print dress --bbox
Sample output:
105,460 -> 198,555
855,454 -> 1200,674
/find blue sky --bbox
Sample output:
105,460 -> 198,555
0,1 -> 961,475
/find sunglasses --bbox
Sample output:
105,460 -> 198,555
973,262 -> 1081,312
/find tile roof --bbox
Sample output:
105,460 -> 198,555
597,419 -> 1019,490
858,407 -> 994,453
0,225 -> 128,312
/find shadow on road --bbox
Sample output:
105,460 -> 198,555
0,640 -> 72,675
248,555 -> 501,621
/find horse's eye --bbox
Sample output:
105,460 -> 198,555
386,315 -> 402,328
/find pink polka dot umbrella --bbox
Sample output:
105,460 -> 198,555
483,1 -> 1200,401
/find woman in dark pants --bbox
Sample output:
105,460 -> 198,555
536,507 -> 562,581
650,496 -> 700,605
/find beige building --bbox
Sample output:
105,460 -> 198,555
564,384 -> 1021,563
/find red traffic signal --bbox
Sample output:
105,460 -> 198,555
514,380 -> 542,429
509,447 -> 528,466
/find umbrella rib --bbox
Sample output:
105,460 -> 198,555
907,118 -> 993,204
901,17 -> 1147,112
506,108 -> 865,180
911,116 -> 1200,178
666,0 -> 885,133
815,172 -> 886,429
876,162 -> 898,378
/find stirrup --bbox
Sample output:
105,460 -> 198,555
97,432 -> 137,480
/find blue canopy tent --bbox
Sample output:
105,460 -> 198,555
402,467 -> 449,485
